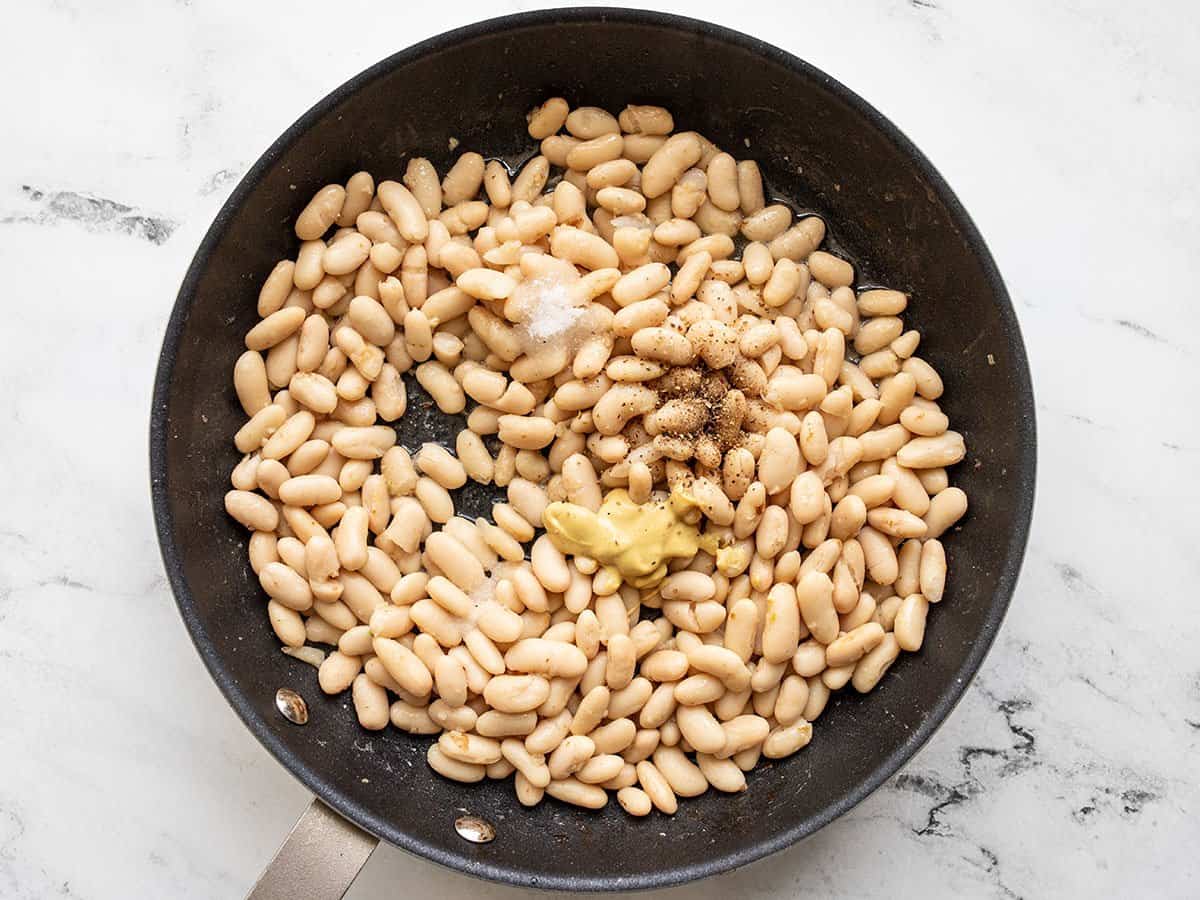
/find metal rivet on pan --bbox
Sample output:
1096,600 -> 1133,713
275,688 -> 309,725
454,815 -> 495,844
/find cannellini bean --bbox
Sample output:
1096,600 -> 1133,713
740,205 -> 793,244
267,600 -> 305,648
758,427 -> 801,494
546,777 -> 608,809
336,172 -> 374,227
293,240 -> 324,291
476,710 -> 538,739
736,159 -> 765,214
234,351 -> 272,416
319,232 -> 369,278
630,327 -> 694,366
897,432 -> 966,469
246,307 -> 306,352
919,539 -> 947,602
390,701 -> 439,735
317,650 -> 360,694
617,786 -> 653,816
248,531 -> 279,575
457,267 -> 516,301
377,180 -> 428,242
428,744 -> 485,783
606,677 -> 651,720
762,720 -> 813,758
705,152 -> 740,212
509,155 -> 549,204
825,622 -> 886,667
641,133 -> 703,198
498,415 -> 556,450
565,106 -> 619,138
527,97 -> 569,138
402,157 -> 441,218
762,582 -> 802,662
894,593 -> 930,651
621,133 -> 667,164
258,261 -> 297,317
592,383 -> 657,435
587,158 -> 638,189
768,217 -> 825,261
259,561 -> 312,612
900,404 -> 950,436
902,356 -> 944,399
675,674 -> 723,706
502,738 -> 552,788
440,152 -> 484,205
550,225 -> 620,270
589,717 -> 637,754
415,362 -> 466,415
660,571 -> 717,603
852,633 -> 901,692
686,644 -> 751,693
796,571 -> 838,645
225,490 -> 279,531
483,674 -> 551,714
414,443 -> 467,490
434,713 -> 489,756
547,734 -> 596,780
652,746 -> 708,797
425,532 -> 486,593
924,487 -> 968,538
505,638 -> 589,678
352,674 -> 389,730
618,104 -> 673,135
429,700 -> 477,733
636,761 -> 677,813
697,754 -> 747,793
612,263 -> 671,306
716,714 -> 770,759
594,184 -> 643,217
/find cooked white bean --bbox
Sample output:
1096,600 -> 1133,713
893,592 -> 929,650
924,487 -> 969,538
897,432 -> 966,469
350,673 -> 389,730
635,760 -> 677,814
762,720 -> 813,758
225,490 -> 279,531
852,633 -> 901,692
428,744 -> 486,783
641,133 -> 703,199
617,786 -> 653,816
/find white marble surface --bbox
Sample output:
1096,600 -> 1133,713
1,0 -> 1197,897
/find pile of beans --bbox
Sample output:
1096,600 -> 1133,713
224,97 -> 967,816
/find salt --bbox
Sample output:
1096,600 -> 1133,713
518,276 -> 586,344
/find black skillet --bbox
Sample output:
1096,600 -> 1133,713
151,8 -> 1036,894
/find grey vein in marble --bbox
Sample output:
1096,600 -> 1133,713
3,186 -> 177,244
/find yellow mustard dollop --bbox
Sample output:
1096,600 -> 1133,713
543,488 -> 747,589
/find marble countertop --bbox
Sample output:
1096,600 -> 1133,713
2,0 -> 1197,897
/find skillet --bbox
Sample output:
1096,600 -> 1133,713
150,8 -> 1036,894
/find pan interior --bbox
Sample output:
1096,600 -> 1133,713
152,9 -> 1034,891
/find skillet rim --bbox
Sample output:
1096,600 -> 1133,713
150,6 -> 1037,891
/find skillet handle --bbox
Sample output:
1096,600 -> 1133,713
246,798 -> 379,900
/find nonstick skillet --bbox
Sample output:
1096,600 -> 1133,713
150,8 -> 1036,895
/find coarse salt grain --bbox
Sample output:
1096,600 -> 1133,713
518,276 -> 586,343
